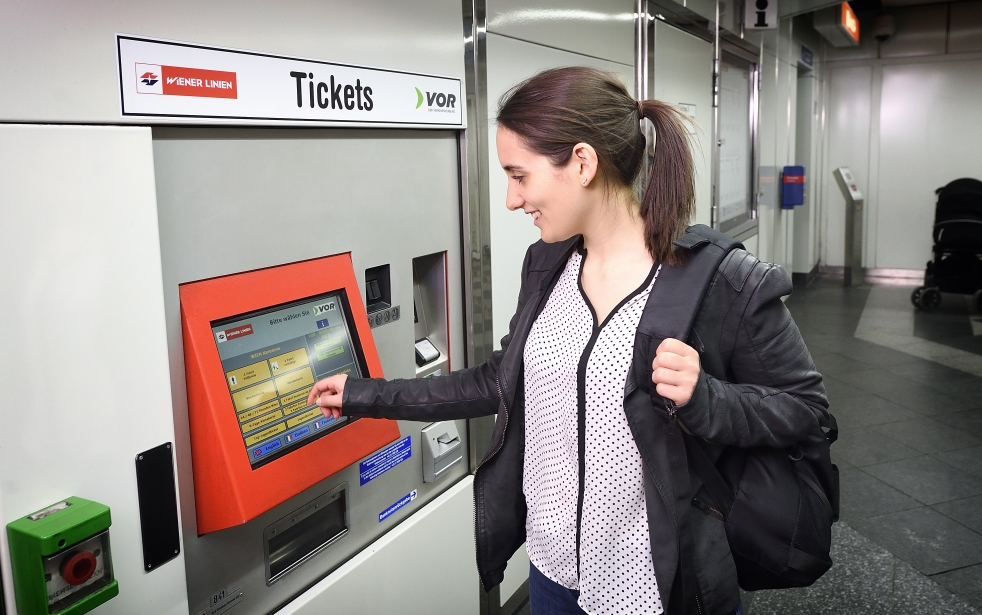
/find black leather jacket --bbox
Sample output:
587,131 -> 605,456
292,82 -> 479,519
343,235 -> 829,615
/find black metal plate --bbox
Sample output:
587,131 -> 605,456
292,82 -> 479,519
135,443 -> 181,572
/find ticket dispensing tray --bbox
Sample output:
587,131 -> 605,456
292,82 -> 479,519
180,253 -> 400,535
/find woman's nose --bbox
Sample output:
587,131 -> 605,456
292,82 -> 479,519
505,185 -> 523,211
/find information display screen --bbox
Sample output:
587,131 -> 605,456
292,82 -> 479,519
211,291 -> 365,468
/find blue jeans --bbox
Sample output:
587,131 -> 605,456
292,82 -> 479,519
528,564 -> 585,615
528,563 -> 745,615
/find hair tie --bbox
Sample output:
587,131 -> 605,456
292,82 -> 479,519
637,100 -> 644,117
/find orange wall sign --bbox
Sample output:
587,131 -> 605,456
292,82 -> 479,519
180,253 -> 399,535
840,2 -> 860,44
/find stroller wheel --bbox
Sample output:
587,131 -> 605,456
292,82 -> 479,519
921,287 -> 942,311
911,287 -> 924,308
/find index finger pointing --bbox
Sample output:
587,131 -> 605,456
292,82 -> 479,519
306,380 -> 332,406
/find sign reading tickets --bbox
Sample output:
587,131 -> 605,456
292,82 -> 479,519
116,35 -> 463,128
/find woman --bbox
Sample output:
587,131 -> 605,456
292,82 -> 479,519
307,67 -> 828,615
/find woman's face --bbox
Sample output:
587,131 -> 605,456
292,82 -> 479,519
495,127 -> 594,243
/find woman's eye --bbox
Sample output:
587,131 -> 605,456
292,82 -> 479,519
511,175 -> 524,184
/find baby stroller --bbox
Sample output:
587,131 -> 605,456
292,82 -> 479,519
911,178 -> 982,311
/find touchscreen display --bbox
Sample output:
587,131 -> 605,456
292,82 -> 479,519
211,291 -> 365,468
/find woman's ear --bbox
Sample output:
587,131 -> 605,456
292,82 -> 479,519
570,142 -> 598,187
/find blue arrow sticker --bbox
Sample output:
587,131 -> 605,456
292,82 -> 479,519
379,489 -> 418,522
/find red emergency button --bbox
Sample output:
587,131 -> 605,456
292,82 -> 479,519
60,551 -> 97,586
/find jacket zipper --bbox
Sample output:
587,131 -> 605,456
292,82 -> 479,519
667,398 -> 706,615
473,373 -> 510,588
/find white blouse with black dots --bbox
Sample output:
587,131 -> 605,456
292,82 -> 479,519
523,248 -> 663,615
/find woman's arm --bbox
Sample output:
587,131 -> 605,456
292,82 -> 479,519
670,259 -> 830,448
310,244 -> 541,423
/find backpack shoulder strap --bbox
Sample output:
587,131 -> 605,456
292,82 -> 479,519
632,225 -> 743,393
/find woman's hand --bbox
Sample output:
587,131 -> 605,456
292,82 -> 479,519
651,338 -> 701,405
307,374 -> 348,420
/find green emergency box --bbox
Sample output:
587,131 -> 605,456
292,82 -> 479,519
6,497 -> 118,615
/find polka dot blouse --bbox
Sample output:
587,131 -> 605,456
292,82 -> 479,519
523,248 -> 663,615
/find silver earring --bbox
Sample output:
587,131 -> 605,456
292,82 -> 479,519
582,179 -> 587,185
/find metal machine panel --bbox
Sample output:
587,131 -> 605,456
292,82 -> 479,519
0,125 -> 189,615
485,33 -> 634,343
276,477 -> 477,615
0,0 -> 465,124
151,127 -> 468,615
486,0 -> 635,66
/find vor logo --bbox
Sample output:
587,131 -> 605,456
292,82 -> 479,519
415,86 -> 457,111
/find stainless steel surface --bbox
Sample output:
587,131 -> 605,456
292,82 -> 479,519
715,51 -> 761,236
833,167 -> 865,287
152,126 -> 468,615
635,0 -> 654,195
729,219 -> 762,242
485,34 -> 634,347
486,0 -> 635,66
461,0 -> 497,474
650,19 -> 715,227
413,252 -> 452,379
844,198 -> 864,287
421,422 -> 464,483
712,4 -> 721,230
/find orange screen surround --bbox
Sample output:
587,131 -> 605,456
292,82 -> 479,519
180,253 -> 400,534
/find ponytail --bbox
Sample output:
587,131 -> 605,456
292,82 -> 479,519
496,67 -> 696,265
638,100 -> 695,265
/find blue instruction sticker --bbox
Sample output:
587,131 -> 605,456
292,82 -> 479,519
359,436 -> 412,486
379,489 -> 418,522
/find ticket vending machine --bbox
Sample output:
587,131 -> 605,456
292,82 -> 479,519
150,122 -> 474,615
0,4 -> 480,615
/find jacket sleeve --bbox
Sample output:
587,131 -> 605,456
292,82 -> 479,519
341,246 -> 537,422
677,259 -> 830,448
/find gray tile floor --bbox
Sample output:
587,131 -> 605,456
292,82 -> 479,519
514,277 -> 982,614
749,278 -> 982,613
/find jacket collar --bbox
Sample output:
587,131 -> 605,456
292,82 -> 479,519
498,236 -> 580,410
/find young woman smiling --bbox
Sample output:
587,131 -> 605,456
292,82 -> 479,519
308,67 -> 828,615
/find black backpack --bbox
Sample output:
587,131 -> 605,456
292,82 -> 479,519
640,225 -> 839,596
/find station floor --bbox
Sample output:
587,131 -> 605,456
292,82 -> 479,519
515,276 -> 982,615
750,277 -> 982,614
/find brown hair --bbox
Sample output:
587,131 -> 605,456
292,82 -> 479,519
496,66 -> 694,265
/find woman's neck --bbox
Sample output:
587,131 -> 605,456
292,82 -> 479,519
580,189 -> 653,268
